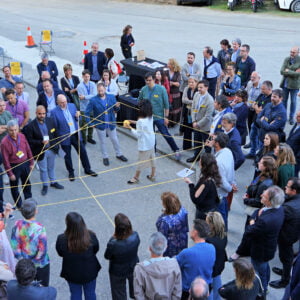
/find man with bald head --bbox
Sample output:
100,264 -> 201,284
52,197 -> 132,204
50,95 -> 97,181
190,277 -> 209,300
280,46 -> 300,125
24,105 -> 63,196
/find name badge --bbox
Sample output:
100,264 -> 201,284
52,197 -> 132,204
193,109 -> 198,113
218,124 -> 222,128
154,95 -> 159,98
265,117 -> 269,122
43,135 -> 49,141
16,151 -> 24,158
200,105 -> 206,108
50,128 -> 55,133
68,122 -> 73,126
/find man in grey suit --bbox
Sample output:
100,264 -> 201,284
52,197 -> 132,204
187,79 -> 214,163
180,52 -> 202,92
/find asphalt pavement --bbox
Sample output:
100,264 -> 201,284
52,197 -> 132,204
1,0 -> 299,299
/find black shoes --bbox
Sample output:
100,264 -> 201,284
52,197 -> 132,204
272,267 -> 283,276
186,156 -> 200,163
103,158 -> 109,166
243,143 -> 251,149
269,279 -> 288,289
50,182 -> 64,189
85,170 -> 98,177
116,155 -> 128,162
69,173 -> 75,182
245,153 -> 256,159
41,186 -> 48,196
87,138 -> 96,144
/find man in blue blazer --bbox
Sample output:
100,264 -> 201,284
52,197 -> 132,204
85,83 -> 127,166
287,111 -> 300,176
37,53 -> 58,83
84,42 -> 106,83
221,112 -> 245,170
51,94 -> 97,181
242,186 -> 285,296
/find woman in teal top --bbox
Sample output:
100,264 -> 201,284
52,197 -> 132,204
275,143 -> 296,189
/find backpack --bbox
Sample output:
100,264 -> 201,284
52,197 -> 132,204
113,60 -> 122,75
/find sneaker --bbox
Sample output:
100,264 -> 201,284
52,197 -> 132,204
175,150 -> 181,161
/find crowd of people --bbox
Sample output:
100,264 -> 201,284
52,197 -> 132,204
0,25 -> 299,299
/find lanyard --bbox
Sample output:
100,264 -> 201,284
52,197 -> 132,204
196,94 -> 205,110
45,93 -> 54,105
8,135 -> 20,151
63,108 -> 73,123
10,102 -> 19,118
16,93 -> 24,102
84,83 -> 90,94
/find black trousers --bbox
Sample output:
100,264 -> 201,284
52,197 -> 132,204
109,273 -> 134,300
193,130 -> 209,158
10,162 -> 32,208
206,77 -> 218,98
278,239 -> 295,282
61,134 -> 91,175
122,48 -> 132,59
36,264 -> 50,287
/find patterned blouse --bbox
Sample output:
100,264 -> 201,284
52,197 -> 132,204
156,206 -> 189,257
11,220 -> 49,268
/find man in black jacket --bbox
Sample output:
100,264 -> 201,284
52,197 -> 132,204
243,186 -> 285,295
269,177 -> 300,289
36,79 -> 66,116
24,106 -> 64,195
84,42 -> 106,83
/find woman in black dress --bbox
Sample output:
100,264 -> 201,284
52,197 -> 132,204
120,25 -> 135,59
184,152 -> 221,219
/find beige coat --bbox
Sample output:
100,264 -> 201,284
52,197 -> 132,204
191,92 -> 214,132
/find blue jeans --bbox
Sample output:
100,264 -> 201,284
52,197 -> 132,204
68,279 -> 96,300
208,275 -> 222,300
154,119 -> 179,152
37,150 -> 56,186
283,87 -> 299,121
249,123 -> 262,155
217,197 -> 228,230
251,259 -> 270,293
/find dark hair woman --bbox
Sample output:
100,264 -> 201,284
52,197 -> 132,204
120,25 -> 135,59
231,89 -> 248,145
181,77 -> 198,150
219,258 -> 260,300
56,212 -> 101,299
104,213 -> 140,300
184,153 -> 222,219
156,192 -> 189,257
254,132 -> 279,178
220,62 -> 241,102
217,39 -> 233,71
155,70 -> 171,100
100,69 -> 119,96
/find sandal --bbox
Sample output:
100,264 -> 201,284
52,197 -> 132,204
127,177 -> 139,184
146,175 -> 156,182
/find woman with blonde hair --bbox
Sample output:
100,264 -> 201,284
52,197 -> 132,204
275,143 -> 296,189
167,58 -> 182,127
206,212 -> 227,300
219,258 -> 260,299
156,192 -> 188,257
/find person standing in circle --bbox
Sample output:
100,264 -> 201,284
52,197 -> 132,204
56,212 -> 101,300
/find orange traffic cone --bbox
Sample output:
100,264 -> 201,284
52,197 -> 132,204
25,26 -> 37,48
80,41 -> 88,64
